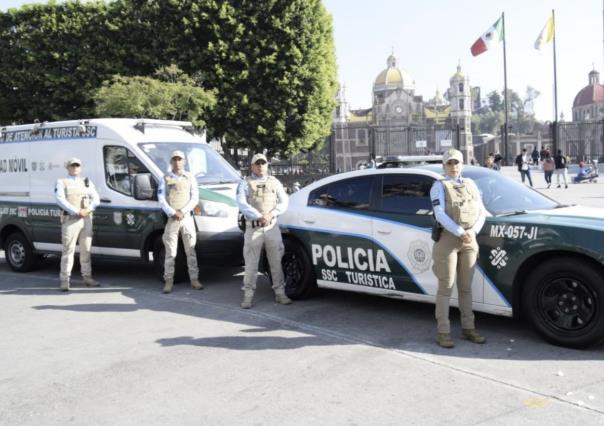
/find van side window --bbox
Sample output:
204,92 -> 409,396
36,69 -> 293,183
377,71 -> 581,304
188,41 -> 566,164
103,146 -> 149,196
380,174 -> 433,214
307,176 -> 373,210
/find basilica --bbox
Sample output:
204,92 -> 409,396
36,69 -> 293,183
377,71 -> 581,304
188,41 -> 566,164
332,53 -> 476,171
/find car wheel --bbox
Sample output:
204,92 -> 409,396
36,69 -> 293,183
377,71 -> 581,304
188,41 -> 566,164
4,232 -> 37,272
152,237 -> 187,283
282,238 -> 317,300
523,259 -> 604,348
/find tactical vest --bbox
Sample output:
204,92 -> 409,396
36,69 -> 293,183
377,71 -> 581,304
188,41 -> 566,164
442,179 -> 480,230
164,173 -> 195,210
246,176 -> 279,215
60,177 -> 90,209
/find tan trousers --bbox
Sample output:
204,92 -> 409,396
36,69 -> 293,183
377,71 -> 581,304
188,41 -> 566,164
163,215 -> 199,281
60,215 -> 93,282
432,231 -> 478,334
242,221 -> 285,293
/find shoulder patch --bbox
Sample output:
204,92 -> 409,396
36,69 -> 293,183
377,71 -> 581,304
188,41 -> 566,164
432,199 -> 440,206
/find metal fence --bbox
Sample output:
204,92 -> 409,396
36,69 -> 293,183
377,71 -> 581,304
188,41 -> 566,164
371,126 -> 459,157
555,121 -> 604,163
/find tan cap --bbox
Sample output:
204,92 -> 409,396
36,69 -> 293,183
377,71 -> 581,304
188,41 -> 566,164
170,150 -> 185,160
442,148 -> 463,164
251,153 -> 268,164
65,157 -> 82,168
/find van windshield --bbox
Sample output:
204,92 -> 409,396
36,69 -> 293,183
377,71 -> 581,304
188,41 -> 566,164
139,142 -> 240,184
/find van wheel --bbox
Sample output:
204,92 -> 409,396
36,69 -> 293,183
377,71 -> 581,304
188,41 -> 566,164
152,237 -> 187,283
523,259 -> 604,348
282,238 -> 317,300
4,232 -> 37,272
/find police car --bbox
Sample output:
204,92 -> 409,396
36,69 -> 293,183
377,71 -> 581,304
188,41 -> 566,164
277,166 -> 604,348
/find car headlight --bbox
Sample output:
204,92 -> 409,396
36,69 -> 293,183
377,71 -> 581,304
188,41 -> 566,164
198,200 -> 229,218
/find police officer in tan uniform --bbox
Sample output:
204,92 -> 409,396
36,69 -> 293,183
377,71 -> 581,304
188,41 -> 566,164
236,153 -> 292,309
430,149 -> 487,348
55,158 -> 100,291
157,150 -> 202,293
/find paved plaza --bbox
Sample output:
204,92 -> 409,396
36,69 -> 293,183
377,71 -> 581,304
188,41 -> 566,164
0,167 -> 603,425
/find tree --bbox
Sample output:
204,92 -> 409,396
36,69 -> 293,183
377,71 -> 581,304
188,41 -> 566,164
94,65 -> 216,128
0,0 -> 337,158
473,87 -> 541,134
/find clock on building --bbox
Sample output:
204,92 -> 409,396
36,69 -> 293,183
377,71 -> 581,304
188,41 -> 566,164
394,105 -> 403,115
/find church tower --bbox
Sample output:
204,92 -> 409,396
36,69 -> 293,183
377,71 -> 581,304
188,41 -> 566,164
448,65 -> 473,162
333,83 -> 349,124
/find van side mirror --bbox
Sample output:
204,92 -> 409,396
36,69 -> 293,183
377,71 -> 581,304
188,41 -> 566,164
133,173 -> 157,200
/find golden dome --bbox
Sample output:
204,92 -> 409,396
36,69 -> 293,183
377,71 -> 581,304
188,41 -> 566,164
450,64 -> 465,82
374,54 -> 415,90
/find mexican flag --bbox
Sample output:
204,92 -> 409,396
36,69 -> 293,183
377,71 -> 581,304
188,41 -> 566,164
470,16 -> 504,56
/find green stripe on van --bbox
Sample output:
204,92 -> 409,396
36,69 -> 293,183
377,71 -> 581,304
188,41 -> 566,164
199,187 -> 237,207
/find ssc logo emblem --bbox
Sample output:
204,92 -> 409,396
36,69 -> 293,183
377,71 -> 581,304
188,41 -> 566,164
407,240 -> 431,273
125,213 -> 135,226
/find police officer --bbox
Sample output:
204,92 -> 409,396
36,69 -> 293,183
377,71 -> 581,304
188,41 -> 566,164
237,153 -> 292,309
430,149 -> 487,348
158,150 -> 203,293
55,158 -> 100,291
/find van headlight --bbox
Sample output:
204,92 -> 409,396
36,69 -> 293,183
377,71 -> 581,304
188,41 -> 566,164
198,200 -> 229,218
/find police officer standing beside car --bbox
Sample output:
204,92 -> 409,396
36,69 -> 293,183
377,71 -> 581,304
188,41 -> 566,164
157,150 -> 203,293
237,153 -> 292,309
55,158 -> 100,291
430,148 -> 487,348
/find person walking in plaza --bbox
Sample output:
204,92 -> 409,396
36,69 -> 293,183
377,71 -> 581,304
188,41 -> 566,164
554,149 -> 569,189
55,158 -> 100,291
515,149 -> 533,187
158,150 -> 203,293
430,148 -> 487,348
237,153 -> 292,309
542,152 -> 555,188
531,148 -> 540,166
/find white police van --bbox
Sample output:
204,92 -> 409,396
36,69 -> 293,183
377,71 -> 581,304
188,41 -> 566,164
0,118 -> 242,280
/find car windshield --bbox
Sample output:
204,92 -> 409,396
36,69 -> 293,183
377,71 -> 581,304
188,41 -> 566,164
420,165 -> 560,215
139,142 -> 240,184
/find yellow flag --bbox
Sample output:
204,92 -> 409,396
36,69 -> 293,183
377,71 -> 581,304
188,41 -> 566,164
535,16 -> 555,50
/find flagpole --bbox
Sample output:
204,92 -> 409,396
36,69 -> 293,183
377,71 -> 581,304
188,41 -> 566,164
502,12 -> 509,164
553,9 -> 558,122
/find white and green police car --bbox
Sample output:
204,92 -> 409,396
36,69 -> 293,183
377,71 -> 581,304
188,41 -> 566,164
0,119 -> 242,281
277,166 -> 604,348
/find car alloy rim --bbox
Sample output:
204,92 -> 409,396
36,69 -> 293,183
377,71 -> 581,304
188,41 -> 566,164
8,241 -> 26,267
283,252 -> 303,290
537,277 -> 597,332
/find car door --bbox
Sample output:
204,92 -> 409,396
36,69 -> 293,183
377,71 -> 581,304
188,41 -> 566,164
372,172 -> 483,303
93,145 -> 160,256
300,175 -> 377,292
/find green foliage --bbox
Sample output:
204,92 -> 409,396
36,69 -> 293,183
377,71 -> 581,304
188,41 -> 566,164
94,65 -> 216,127
474,87 -> 541,134
0,0 -> 337,157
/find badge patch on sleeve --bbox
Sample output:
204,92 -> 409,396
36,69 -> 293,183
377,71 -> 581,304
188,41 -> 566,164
431,199 -> 440,206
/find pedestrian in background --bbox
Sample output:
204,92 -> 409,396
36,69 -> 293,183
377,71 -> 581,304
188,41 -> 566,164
430,148 -> 487,348
515,149 -> 533,187
554,149 -> 569,189
237,153 -> 292,309
158,150 -> 203,293
543,152 -> 555,188
531,148 -> 540,166
55,158 -> 100,291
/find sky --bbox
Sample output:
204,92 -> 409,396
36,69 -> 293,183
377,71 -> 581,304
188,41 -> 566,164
2,0 -> 604,121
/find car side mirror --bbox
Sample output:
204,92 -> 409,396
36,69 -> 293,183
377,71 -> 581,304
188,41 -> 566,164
133,173 -> 157,200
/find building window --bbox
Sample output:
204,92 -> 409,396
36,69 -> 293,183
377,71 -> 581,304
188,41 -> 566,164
356,129 -> 368,146
459,83 -> 464,92
459,99 -> 464,110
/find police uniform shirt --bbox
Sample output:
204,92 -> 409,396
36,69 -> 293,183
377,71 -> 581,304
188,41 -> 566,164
157,171 -> 198,217
430,176 -> 486,237
55,176 -> 100,215
236,174 -> 288,221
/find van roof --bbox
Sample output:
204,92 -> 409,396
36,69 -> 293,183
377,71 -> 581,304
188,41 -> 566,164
0,118 -> 198,143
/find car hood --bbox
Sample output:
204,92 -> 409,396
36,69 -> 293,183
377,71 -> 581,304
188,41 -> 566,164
506,205 -> 604,231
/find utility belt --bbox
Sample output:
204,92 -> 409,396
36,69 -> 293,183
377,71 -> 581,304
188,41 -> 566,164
246,217 -> 275,229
